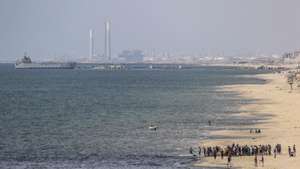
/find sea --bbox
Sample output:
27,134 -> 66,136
0,64 -> 268,169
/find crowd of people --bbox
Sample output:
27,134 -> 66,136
190,143 -> 282,158
189,143 -> 296,167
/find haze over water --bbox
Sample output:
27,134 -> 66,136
0,65 -> 267,168
1,0 -> 300,61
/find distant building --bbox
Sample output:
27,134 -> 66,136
251,57 -> 275,64
118,50 -> 144,63
283,52 -> 294,59
282,50 -> 300,64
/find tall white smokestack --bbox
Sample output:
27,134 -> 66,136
89,29 -> 94,60
105,21 -> 111,61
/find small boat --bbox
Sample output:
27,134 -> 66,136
148,125 -> 158,131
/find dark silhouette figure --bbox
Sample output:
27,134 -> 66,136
221,150 -> 224,159
293,144 -> 296,156
227,154 -> 232,168
261,155 -> 264,167
198,146 -> 201,157
208,120 -> 212,126
254,155 -> 258,167
213,150 -> 217,159
189,147 -> 193,155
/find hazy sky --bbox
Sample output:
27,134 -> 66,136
1,0 -> 300,61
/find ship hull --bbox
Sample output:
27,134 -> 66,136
15,63 -> 76,69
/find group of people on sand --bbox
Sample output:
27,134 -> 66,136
191,143 -> 282,158
250,128 -> 262,134
190,143 -> 296,167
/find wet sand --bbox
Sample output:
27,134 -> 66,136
195,73 -> 300,169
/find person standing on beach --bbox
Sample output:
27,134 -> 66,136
268,144 -> 272,155
277,144 -> 282,154
189,147 -> 194,155
288,146 -> 292,157
203,147 -> 206,157
213,149 -> 217,159
293,144 -> 296,156
261,155 -> 264,167
221,149 -> 224,159
198,146 -> 201,157
273,148 -> 277,158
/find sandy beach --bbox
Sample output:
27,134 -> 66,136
195,73 -> 300,169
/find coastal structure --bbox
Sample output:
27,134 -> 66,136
89,29 -> 95,60
105,21 -> 111,61
118,50 -> 144,63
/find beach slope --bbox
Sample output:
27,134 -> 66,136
195,73 -> 300,169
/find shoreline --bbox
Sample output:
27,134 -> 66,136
195,73 -> 300,168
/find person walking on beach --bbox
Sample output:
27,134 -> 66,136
288,146 -> 292,157
254,154 -> 258,167
273,148 -> 277,158
227,154 -> 232,168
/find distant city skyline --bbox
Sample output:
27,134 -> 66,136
1,0 -> 300,62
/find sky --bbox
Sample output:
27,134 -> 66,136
1,0 -> 300,61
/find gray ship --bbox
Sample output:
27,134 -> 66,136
15,54 -> 76,69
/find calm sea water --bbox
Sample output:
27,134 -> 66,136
0,64 -> 267,169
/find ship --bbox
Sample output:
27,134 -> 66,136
15,54 -> 76,69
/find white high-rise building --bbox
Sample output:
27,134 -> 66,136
105,21 -> 111,61
89,29 -> 95,60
